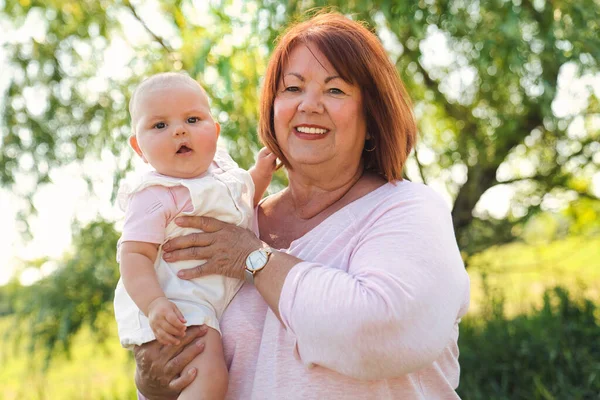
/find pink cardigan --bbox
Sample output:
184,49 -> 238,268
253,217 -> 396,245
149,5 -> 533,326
141,181 -> 470,399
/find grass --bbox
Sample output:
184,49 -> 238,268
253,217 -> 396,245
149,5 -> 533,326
467,236 -> 600,316
1,235 -> 599,399
0,317 -> 136,400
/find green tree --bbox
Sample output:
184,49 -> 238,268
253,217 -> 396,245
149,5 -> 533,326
2,0 -> 600,248
3,0 -> 599,250
2,0 -> 599,358
1,0 -> 273,228
4,219 -> 120,367
275,0 -> 600,253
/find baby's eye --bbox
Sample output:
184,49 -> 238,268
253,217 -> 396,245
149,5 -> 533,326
187,117 -> 199,123
154,122 -> 166,129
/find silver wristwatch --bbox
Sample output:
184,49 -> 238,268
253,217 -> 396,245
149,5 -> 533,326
244,247 -> 273,284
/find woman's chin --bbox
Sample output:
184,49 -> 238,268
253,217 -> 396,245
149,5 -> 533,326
288,155 -> 333,169
283,147 -> 335,166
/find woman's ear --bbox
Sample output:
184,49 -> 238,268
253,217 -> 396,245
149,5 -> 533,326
129,135 -> 148,163
215,122 -> 221,138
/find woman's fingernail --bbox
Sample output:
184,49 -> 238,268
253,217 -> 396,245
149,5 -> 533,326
162,243 -> 171,251
163,253 -> 172,260
196,341 -> 205,349
177,271 -> 185,278
175,217 -> 183,225
199,325 -> 208,333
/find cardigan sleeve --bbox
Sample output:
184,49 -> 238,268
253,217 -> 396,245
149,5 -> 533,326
278,187 -> 470,380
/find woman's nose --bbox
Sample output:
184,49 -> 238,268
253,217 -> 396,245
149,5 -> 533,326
297,90 -> 324,113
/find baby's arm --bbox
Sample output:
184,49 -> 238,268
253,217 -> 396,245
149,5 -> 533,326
248,147 -> 277,206
120,241 -> 187,345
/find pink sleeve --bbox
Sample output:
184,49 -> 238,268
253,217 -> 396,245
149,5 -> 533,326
121,186 -> 177,245
278,193 -> 470,380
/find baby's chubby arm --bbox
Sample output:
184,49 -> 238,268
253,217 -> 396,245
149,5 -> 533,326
248,147 -> 277,207
120,241 -> 187,345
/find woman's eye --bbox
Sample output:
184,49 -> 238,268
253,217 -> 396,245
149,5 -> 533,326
329,88 -> 344,95
154,122 -> 166,129
187,117 -> 199,123
284,86 -> 300,93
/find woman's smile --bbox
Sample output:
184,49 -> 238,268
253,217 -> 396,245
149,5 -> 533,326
294,124 -> 330,140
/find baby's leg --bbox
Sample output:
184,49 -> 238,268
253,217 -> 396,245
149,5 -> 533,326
178,327 -> 228,400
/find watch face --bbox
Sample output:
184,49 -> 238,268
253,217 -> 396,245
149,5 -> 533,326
247,250 -> 268,272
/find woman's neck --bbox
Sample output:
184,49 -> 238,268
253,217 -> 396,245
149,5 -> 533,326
284,164 -> 364,220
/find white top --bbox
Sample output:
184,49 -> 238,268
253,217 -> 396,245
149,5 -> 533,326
216,180 -> 471,399
115,148 -> 255,347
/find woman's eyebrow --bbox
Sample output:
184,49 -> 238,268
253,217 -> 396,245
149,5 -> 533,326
283,73 -> 342,83
324,75 -> 342,83
284,72 -> 304,81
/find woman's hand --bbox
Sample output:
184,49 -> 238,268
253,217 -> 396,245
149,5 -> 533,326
162,216 -> 263,280
134,325 -> 208,400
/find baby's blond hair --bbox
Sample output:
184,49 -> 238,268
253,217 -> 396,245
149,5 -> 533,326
129,72 -> 208,132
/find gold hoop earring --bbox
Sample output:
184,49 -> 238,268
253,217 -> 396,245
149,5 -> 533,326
364,139 -> 376,152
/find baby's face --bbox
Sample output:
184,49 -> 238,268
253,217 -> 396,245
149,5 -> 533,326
130,82 -> 220,178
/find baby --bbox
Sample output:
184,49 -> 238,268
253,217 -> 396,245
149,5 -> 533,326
113,72 -> 276,400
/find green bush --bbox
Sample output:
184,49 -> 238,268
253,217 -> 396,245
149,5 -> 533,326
457,287 -> 600,399
4,220 -> 120,368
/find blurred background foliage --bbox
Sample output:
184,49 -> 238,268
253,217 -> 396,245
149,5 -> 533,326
1,0 -> 599,398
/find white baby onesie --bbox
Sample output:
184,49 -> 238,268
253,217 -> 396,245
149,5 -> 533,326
113,148 -> 254,348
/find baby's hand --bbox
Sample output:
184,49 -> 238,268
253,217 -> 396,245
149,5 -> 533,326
253,147 -> 277,178
147,297 -> 187,345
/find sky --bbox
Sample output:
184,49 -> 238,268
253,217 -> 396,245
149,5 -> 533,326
1,2 -> 599,286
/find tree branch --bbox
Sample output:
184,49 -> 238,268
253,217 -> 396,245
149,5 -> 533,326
495,174 -> 548,186
124,0 -> 174,54
495,135 -> 598,187
411,144 -> 427,184
398,52 -> 473,127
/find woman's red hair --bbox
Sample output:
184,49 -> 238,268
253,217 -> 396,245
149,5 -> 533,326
259,12 -> 417,181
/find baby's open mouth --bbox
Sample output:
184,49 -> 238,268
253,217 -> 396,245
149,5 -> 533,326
177,145 -> 192,154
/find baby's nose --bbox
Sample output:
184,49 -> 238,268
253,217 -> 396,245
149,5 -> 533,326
172,124 -> 186,136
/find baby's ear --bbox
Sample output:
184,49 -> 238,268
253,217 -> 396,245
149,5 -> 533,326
129,135 -> 148,162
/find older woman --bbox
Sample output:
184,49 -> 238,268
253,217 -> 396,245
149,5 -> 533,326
134,12 -> 470,399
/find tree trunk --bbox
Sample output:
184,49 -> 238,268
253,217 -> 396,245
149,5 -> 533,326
452,166 -> 498,242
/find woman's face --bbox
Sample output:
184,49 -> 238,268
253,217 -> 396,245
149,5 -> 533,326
273,44 -> 367,173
